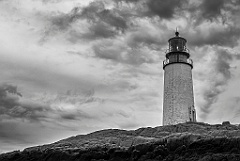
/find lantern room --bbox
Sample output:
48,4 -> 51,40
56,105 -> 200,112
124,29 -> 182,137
163,31 -> 192,69
168,31 -> 187,52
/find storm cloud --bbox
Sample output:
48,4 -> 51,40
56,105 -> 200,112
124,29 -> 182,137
92,39 -> 159,65
44,1 -> 129,42
0,84 -> 49,121
198,0 -> 240,22
115,0 -> 188,19
188,26 -> 240,47
194,47 -> 240,120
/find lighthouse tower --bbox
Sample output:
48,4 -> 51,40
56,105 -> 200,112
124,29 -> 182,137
163,31 -> 196,125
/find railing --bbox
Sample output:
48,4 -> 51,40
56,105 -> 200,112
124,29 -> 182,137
163,59 -> 193,69
165,48 -> 190,54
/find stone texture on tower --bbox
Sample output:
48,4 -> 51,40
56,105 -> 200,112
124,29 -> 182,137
162,32 -> 196,125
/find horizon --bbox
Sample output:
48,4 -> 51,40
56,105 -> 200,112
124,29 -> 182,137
1,0 -> 240,153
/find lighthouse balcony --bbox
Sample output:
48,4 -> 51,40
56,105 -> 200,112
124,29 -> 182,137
165,48 -> 190,59
163,58 -> 193,69
165,48 -> 190,54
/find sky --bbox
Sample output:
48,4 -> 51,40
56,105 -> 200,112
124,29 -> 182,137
0,0 -> 240,153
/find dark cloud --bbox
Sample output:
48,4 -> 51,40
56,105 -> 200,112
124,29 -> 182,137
0,84 -> 21,110
0,84 -> 49,121
199,0 -> 225,21
38,0 -> 240,44
45,1 -> 129,42
145,0 -> 188,18
60,113 -> 77,120
187,26 -> 240,47
200,0 -> 240,20
79,22 -> 118,40
126,28 -> 167,49
59,110 -> 91,120
188,0 -> 240,25
115,0 -> 188,19
43,0 -> 240,47
81,4 -> 127,31
0,84 -> 22,97
198,48 -> 240,119
92,40 -> 157,65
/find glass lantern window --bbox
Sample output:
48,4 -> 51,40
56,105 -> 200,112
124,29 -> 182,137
169,39 -> 186,52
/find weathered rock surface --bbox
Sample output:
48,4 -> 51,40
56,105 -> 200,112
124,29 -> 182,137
1,122 -> 240,161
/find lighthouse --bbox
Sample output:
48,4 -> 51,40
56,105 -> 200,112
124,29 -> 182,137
162,31 -> 196,125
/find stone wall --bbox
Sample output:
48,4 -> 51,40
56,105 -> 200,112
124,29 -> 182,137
163,63 -> 195,125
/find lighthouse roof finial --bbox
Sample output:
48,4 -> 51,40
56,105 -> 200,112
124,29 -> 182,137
175,27 -> 179,37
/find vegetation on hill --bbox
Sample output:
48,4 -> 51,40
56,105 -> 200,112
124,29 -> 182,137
1,121 -> 240,161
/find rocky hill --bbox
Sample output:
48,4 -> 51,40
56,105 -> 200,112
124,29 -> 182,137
1,121 -> 240,161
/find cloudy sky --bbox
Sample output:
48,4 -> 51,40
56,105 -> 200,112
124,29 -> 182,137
0,0 -> 240,153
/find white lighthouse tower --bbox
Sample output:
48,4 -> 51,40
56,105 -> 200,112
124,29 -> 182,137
163,31 -> 196,125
